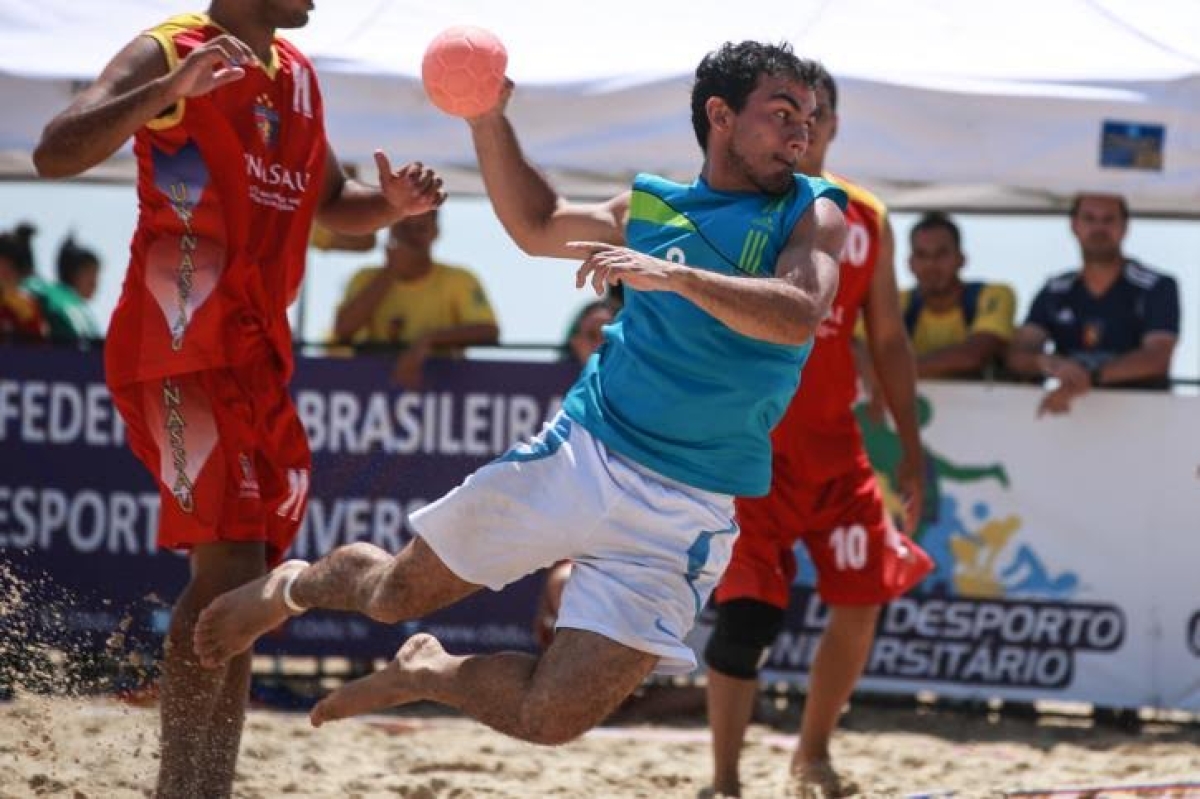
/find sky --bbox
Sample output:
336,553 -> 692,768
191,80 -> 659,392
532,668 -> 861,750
1,181 -> 1197,381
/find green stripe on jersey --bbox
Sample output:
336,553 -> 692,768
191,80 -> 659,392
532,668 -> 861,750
629,190 -> 696,230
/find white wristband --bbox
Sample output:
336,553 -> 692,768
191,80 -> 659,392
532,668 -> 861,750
281,570 -> 308,616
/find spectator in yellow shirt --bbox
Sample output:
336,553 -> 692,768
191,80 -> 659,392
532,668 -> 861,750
901,212 -> 1015,379
333,209 -> 500,387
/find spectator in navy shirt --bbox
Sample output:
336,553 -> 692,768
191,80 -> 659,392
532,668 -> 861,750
1007,193 -> 1179,415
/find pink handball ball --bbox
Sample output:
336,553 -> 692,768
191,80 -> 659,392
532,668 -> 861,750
421,26 -> 508,118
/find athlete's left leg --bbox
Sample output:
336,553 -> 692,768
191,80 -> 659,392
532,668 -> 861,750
790,468 -> 931,796
311,628 -> 657,745
791,603 -> 879,792
158,541 -> 265,799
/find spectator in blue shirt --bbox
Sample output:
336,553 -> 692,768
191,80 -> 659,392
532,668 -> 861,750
1007,193 -> 1179,415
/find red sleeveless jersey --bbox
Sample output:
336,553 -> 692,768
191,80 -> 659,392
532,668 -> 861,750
106,14 -> 327,387
770,173 -> 887,480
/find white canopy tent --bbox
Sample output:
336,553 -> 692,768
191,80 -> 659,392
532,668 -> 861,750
2,0 -> 1199,214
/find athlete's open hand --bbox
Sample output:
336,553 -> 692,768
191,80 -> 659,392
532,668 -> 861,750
375,152 -> 446,217
895,449 -> 925,535
466,78 -> 514,124
1037,384 -> 1083,417
167,35 -> 254,99
566,241 -> 678,295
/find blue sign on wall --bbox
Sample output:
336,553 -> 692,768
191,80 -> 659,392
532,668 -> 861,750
1099,120 -> 1165,170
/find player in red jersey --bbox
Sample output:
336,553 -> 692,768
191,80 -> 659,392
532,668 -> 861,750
703,66 -> 932,798
34,2 -> 444,796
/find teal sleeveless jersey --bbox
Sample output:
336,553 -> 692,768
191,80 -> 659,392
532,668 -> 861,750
562,173 -> 848,496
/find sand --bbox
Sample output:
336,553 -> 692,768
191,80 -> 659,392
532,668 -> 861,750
1,690 -> 1198,798
1,564 -> 1197,797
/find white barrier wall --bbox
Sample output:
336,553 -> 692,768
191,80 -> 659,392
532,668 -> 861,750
751,383 -> 1200,710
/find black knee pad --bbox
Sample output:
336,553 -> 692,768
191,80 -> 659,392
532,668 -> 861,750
703,598 -> 785,679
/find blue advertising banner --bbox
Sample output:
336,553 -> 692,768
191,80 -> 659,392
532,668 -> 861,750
0,347 -> 579,660
10,351 -> 1199,710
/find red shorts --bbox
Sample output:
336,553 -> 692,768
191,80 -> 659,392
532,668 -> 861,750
717,463 -> 931,608
109,358 -> 311,566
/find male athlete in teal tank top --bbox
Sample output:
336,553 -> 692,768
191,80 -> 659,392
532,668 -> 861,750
564,172 -> 846,496
191,41 -> 851,754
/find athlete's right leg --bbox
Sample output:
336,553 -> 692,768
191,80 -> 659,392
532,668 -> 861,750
791,468 -> 933,797
106,375 -> 267,798
704,598 -> 787,797
194,537 -> 480,668
158,541 -> 265,799
704,456 -> 848,798
791,603 -> 879,797
702,504 -> 795,799
198,412 -> 603,669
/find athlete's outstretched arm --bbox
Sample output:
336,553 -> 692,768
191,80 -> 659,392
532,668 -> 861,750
34,34 -> 254,178
861,216 -> 924,531
315,149 -> 447,234
570,196 -> 845,347
467,82 -> 629,258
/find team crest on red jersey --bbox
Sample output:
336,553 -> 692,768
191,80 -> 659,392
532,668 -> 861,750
253,94 -> 280,147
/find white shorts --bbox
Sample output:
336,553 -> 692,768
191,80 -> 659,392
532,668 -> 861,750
411,411 -> 737,675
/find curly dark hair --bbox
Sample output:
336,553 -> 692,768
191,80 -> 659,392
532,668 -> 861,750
11,222 -> 36,278
812,61 -> 838,112
56,234 -> 101,287
0,233 -> 22,274
690,41 -> 823,153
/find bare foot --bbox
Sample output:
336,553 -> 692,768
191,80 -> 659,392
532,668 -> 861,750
310,633 -> 448,727
789,760 -> 859,798
193,559 -> 309,668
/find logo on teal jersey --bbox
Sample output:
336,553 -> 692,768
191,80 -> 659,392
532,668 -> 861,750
737,197 -> 786,276
737,230 -> 770,275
